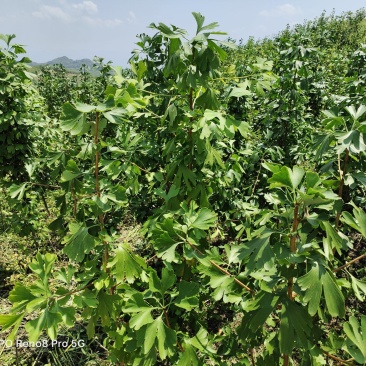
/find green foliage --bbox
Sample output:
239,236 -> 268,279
0,34 -> 39,178
1,10 -> 366,366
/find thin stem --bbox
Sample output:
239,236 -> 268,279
186,239 -> 254,294
333,252 -> 366,273
250,155 -> 264,198
94,112 -> 101,199
249,348 -> 256,366
164,309 -> 184,352
71,181 -> 77,216
53,282 -> 94,299
30,182 -> 61,189
323,351 -> 354,365
94,112 -> 109,274
40,189 -> 50,215
336,148 -> 349,228
284,202 -> 299,365
287,203 -> 299,300
188,86 -> 194,171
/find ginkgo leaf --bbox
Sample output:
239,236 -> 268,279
343,316 -> 366,364
189,207 -> 217,230
62,223 -> 98,262
174,281 -> 199,310
0,313 -> 25,341
238,228 -> 275,273
25,308 -> 63,342
8,183 -> 27,200
143,316 -> 177,359
177,343 -> 199,365
350,274 -> 366,301
268,166 -> 305,191
342,203 -> 366,238
60,102 -> 90,135
279,297 -> 312,355
298,261 -> 345,317
107,242 -> 146,283
130,309 -> 154,330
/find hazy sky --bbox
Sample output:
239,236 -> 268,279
1,1 -> 365,66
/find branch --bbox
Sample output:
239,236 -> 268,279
323,351 -> 354,365
186,239 -> 254,294
333,252 -> 366,273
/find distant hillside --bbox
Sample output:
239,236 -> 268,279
31,56 -> 94,71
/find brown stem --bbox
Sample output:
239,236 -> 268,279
53,281 -> 94,299
250,156 -> 264,198
164,309 -> 184,352
333,252 -> 366,273
249,348 -> 256,366
94,112 -> 109,274
188,86 -> 193,171
287,203 -> 299,300
284,203 -> 300,364
336,149 -> 349,228
40,190 -> 51,215
31,183 -> 61,189
71,181 -> 77,216
323,351 -> 354,365
186,239 -> 254,294
209,259 -> 254,294
94,112 -> 101,199
188,48 -> 195,171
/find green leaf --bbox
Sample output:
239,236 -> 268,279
73,289 -> 98,308
298,261 -> 345,317
192,12 -> 205,34
279,298 -> 312,355
151,219 -> 183,263
29,252 -> 57,283
62,223 -> 98,262
306,172 -> 321,189
52,303 -> 75,328
353,172 -> 366,187
188,327 -> 214,354
268,166 -> 305,191
342,203 -> 366,238
189,207 -> 217,230
238,228 -> 275,273
230,117 -> 250,138
25,308 -> 63,342
0,313 -> 25,341
229,86 -> 252,98
143,316 -> 176,359
239,291 -> 280,338
177,343 -> 199,365
297,263 -> 322,316
107,242 -> 146,283
343,316 -> 366,364
198,263 -> 235,302
60,159 -> 82,182
97,291 -> 118,326
130,309 -> 154,330
156,316 -> 177,359
149,22 -> 185,39
8,183 -> 27,200
350,274 -> 366,301
60,103 -> 90,136
345,105 -> 366,121
8,284 -> 37,312
322,221 -> 348,257
174,281 -> 199,310
74,102 -> 95,113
